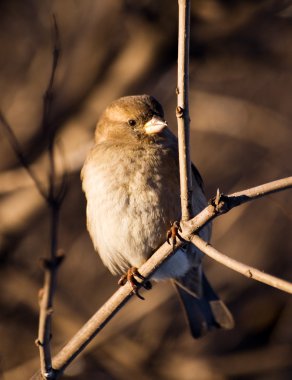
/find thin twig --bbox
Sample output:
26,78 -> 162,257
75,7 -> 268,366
0,113 -> 48,199
42,14 -> 60,138
191,235 -> 292,294
36,14 -> 64,380
177,0 -> 193,221
186,176 -> 292,233
30,176 -> 292,379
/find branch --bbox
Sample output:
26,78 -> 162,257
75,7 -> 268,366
185,176 -> 292,234
0,14 -> 64,380
30,176 -> 292,379
35,14 -> 65,380
191,235 -> 292,294
0,113 -> 48,199
42,14 -> 60,138
177,0 -> 193,221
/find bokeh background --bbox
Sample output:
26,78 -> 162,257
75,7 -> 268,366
0,0 -> 292,379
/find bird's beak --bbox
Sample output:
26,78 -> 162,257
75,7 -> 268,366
144,116 -> 167,135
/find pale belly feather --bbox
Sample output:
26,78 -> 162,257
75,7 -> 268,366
82,143 -> 182,275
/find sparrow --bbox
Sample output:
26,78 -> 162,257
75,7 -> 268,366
81,94 -> 234,338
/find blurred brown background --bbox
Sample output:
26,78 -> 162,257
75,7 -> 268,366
0,0 -> 292,379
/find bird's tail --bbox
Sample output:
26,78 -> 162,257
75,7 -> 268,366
173,268 -> 234,338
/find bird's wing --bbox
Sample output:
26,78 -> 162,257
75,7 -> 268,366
191,162 -> 204,194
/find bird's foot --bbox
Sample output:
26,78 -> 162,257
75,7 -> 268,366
166,221 -> 186,251
118,267 -> 152,300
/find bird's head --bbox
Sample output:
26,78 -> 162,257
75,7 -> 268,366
95,95 -> 168,144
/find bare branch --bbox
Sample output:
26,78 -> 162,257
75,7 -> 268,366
36,14 -> 64,380
186,177 -> 292,233
230,177 -> 292,200
1,13 -> 64,380
177,0 -> 193,221
0,112 -> 48,199
42,13 -> 60,138
191,235 -> 292,294
1,18 -> 64,378
30,176 -> 292,379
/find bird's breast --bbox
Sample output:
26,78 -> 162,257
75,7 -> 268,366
82,143 -> 180,274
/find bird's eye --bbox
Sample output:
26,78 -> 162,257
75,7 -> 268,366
128,119 -> 136,127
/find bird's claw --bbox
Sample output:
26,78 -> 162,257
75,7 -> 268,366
167,221 -> 185,250
118,267 -> 152,300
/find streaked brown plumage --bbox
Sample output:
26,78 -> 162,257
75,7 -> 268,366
81,94 -> 234,337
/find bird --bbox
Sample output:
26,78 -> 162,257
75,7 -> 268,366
81,94 -> 234,338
